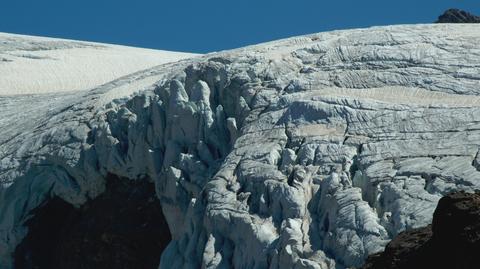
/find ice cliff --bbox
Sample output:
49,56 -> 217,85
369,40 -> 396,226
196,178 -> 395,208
1,24 -> 480,269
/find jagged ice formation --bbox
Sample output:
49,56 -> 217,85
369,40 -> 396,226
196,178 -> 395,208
1,24 -> 480,268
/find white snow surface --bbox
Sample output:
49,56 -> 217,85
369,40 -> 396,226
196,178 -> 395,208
1,24 -> 480,269
0,32 -> 198,95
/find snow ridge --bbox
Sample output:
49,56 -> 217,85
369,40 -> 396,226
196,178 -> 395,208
0,32 -> 197,95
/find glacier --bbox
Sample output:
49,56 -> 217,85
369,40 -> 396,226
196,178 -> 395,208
1,24 -> 480,268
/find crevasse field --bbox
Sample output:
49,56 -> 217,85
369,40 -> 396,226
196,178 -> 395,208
1,24 -> 480,269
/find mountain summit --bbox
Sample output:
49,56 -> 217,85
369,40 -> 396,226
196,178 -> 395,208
436,8 -> 480,23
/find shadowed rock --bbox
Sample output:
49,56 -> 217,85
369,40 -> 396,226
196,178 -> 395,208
436,9 -> 480,23
14,175 -> 171,269
362,191 -> 480,269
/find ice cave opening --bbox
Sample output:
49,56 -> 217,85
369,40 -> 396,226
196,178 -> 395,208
14,175 -> 171,269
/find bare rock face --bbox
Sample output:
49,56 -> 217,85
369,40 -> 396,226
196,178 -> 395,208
14,175 -> 171,269
362,191 -> 480,269
436,9 -> 480,23
434,192 -> 480,240
1,25 -> 480,269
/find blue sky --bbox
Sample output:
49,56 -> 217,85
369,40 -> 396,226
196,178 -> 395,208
1,0 -> 479,53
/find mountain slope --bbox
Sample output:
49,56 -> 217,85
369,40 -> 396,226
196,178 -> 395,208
0,32 -> 198,95
1,24 -> 480,269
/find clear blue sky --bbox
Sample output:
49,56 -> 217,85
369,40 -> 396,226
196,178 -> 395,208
1,0 -> 479,53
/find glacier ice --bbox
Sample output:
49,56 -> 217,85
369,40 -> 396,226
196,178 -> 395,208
1,24 -> 480,268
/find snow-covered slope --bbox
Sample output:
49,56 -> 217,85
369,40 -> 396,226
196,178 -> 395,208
0,32 -> 197,95
1,24 -> 480,269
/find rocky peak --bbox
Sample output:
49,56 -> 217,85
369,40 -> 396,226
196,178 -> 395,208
436,8 -> 480,23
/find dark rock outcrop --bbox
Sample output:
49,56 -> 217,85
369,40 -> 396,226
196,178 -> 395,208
362,191 -> 480,269
14,175 -> 171,269
436,9 -> 480,23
